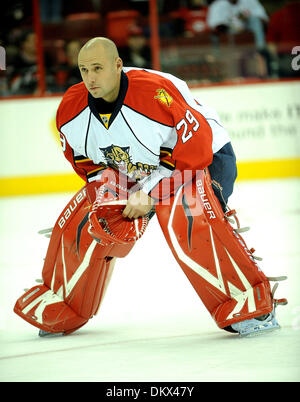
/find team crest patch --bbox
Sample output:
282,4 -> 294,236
100,144 -> 157,180
154,88 -> 173,107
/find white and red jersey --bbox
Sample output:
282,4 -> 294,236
56,67 -> 230,199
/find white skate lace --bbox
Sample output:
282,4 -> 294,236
267,276 -> 288,306
225,208 -> 250,233
224,208 -> 288,307
224,208 -> 262,261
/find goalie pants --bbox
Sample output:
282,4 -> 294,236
208,142 -> 237,211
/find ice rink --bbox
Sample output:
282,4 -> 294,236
0,178 -> 299,382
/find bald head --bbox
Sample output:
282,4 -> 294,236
78,37 -> 123,101
78,37 -> 119,62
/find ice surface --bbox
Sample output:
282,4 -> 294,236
0,179 -> 299,382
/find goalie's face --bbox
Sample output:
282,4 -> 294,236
78,42 -> 123,102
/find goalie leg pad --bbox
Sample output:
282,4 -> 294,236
14,285 -> 88,334
156,169 -> 273,329
14,175 -> 136,334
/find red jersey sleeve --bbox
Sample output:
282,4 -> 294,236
56,83 -> 107,183
58,129 -> 106,183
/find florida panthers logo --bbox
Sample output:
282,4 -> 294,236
100,144 -> 157,180
100,145 -> 131,168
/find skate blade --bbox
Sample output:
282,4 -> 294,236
239,324 -> 281,338
39,329 -> 64,338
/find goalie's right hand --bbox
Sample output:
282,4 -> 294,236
122,190 -> 154,219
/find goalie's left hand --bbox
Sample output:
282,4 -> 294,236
122,190 -> 154,219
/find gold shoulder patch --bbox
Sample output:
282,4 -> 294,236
154,88 -> 173,107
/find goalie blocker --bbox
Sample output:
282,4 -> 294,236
14,168 -> 282,335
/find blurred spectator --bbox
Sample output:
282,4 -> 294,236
267,0 -> 300,78
9,30 -> 38,95
62,40 -> 82,86
207,0 -> 268,50
50,40 -> 82,92
8,29 -> 58,95
207,0 -> 232,35
172,0 -> 210,38
40,0 -> 63,24
119,25 -> 152,69
230,0 -> 268,50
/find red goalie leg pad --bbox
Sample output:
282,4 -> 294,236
14,257 -> 116,334
156,169 -> 273,329
14,172 -> 135,334
14,285 -> 88,334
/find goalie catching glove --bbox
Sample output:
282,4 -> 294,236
88,178 -> 149,246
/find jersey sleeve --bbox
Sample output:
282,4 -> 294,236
56,86 -> 107,183
58,130 -> 107,183
139,78 -> 213,200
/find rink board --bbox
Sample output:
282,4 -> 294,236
0,80 -> 299,196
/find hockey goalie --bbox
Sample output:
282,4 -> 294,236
14,36 -> 287,337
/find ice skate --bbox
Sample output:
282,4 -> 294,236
39,329 -> 64,338
231,277 -> 288,337
231,307 -> 280,337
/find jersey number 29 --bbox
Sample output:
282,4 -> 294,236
176,110 -> 200,144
